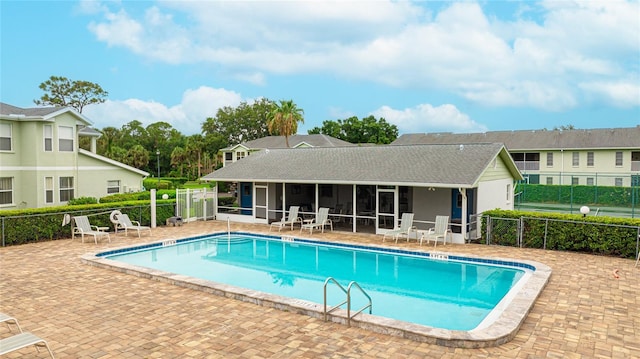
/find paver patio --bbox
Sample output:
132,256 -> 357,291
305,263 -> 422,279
1,221 -> 638,358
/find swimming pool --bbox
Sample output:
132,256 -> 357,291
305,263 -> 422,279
84,232 -> 551,347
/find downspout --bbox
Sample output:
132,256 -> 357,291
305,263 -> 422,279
459,187 -> 467,243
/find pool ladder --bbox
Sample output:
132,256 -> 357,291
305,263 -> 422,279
323,277 -> 372,326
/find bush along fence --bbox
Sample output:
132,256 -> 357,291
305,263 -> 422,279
0,201 -> 175,246
482,209 -> 640,260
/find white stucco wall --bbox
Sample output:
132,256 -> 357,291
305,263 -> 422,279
477,178 -> 514,213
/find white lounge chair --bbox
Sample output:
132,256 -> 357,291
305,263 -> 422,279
383,213 -> 415,243
270,206 -> 302,231
72,216 -> 111,244
0,332 -> 55,358
300,207 -> 333,234
420,215 -> 451,247
0,312 -> 22,333
116,213 -> 151,238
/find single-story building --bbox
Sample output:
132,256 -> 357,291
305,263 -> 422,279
202,143 -> 523,243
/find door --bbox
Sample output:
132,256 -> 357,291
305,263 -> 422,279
240,182 -> 252,215
377,186 -> 396,234
255,184 -> 268,224
451,189 -> 474,233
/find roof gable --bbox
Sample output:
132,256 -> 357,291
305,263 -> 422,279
0,102 -> 93,126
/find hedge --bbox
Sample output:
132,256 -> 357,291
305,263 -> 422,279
482,209 -> 640,259
516,183 -> 640,207
0,200 -> 175,246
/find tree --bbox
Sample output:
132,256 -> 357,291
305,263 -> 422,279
125,145 -> 150,169
170,146 -> 187,177
308,115 -> 398,144
34,76 -> 108,113
202,98 -> 274,146
268,100 -> 304,147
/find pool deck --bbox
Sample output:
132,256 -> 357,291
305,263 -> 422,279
1,221 -> 638,358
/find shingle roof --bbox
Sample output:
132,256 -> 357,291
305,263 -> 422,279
391,127 -> 640,150
223,134 -> 355,150
0,102 -> 62,117
204,143 -> 520,187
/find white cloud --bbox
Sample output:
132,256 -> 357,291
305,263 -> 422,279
86,0 -> 639,111
371,104 -> 487,134
83,86 -> 243,135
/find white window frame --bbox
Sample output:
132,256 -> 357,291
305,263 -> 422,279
571,177 -> 579,185
586,177 -> 594,186
0,177 -> 13,206
59,176 -> 74,202
107,180 -> 121,194
546,177 -> 553,185
45,176 -> 54,204
615,152 -> 623,167
572,152 -> 579,167
615,178 -> 623,187
587,152 -> 594,167
236,151 -> 246,161
546,152 -> 553,167
44,124 -> 53,152
0,123 -> 12,151
58,125 -> 74,152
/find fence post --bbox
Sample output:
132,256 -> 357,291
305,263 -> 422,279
486,216 -> 491,245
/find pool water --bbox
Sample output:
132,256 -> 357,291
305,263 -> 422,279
104,233 -> 526,331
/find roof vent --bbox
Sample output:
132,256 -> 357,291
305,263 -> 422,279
459,144 -> 464,151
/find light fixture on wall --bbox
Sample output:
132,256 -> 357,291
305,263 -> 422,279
428,187 -> 436,191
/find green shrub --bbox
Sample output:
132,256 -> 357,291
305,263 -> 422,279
0,200 -> 175,246
68,197 -> 98,205
482,209 -> 640,259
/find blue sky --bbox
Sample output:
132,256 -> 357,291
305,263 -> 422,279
1,0 -> 639,136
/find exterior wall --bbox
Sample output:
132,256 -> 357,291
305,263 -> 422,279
77,154 -> 145,199
411,187 -> 451,230
478,156 -> 513,182
477,179 -> 514,213
521,149 -> 639,186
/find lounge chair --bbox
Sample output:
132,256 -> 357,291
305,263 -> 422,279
72,216 -> 111,244
300,207 -> 333,234
0,332 -> 55,358
382,213 -> 415,243
0,312 -> 22,332
420,215 -> 451,247
270,206 -> 302,232
116,213 -> 151,238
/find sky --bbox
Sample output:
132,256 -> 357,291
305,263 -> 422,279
1,0 -> 639,136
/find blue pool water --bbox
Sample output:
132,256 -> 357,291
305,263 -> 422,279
103,233 -> 527,331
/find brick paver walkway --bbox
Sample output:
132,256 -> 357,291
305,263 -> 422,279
1,221 -> 638,358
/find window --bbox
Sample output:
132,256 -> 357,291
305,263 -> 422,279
586,177 -> 594,186
587,152 -> 594,167
546,177 -> 553,185
0,177 -> 13,205
58,126 -> 74,152
572,152 -> 579,166
0,123 -> 12,151
44,125 -> 53,152
45,177 -> 53,204
572,177 -> 579,185
506,184 -> 511,201
225,152 -> 233,161
615,178 -> 623,187
546,153 -> 553,167
615,152 -> 623,166
107,180 -> 120,194
236,151 -> 246,160
59,176 -> 74,202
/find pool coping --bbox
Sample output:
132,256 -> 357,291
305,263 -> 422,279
81,231 -> 552,348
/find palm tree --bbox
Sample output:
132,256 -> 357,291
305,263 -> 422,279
268,100 -> 304,148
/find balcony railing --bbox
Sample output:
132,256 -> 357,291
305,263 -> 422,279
632,161 -> 640,171
515,161 -> 540,171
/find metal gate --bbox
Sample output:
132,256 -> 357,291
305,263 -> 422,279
176,188 -> 216,222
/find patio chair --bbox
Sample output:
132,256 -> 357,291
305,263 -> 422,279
116,213 -> 152,238
0,312 -> 22,333
270,206 -> 302,232
300,207 -> 333,234
420,215 -> 451,247
72,216 -> 111,244
0,332 -> 55,358
382,213 -> 415,243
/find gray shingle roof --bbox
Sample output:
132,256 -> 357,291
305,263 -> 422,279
0,102 -> 62,117
392,127 -> 640,150
223,134 -> 355,150
204,143 -> 520,187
